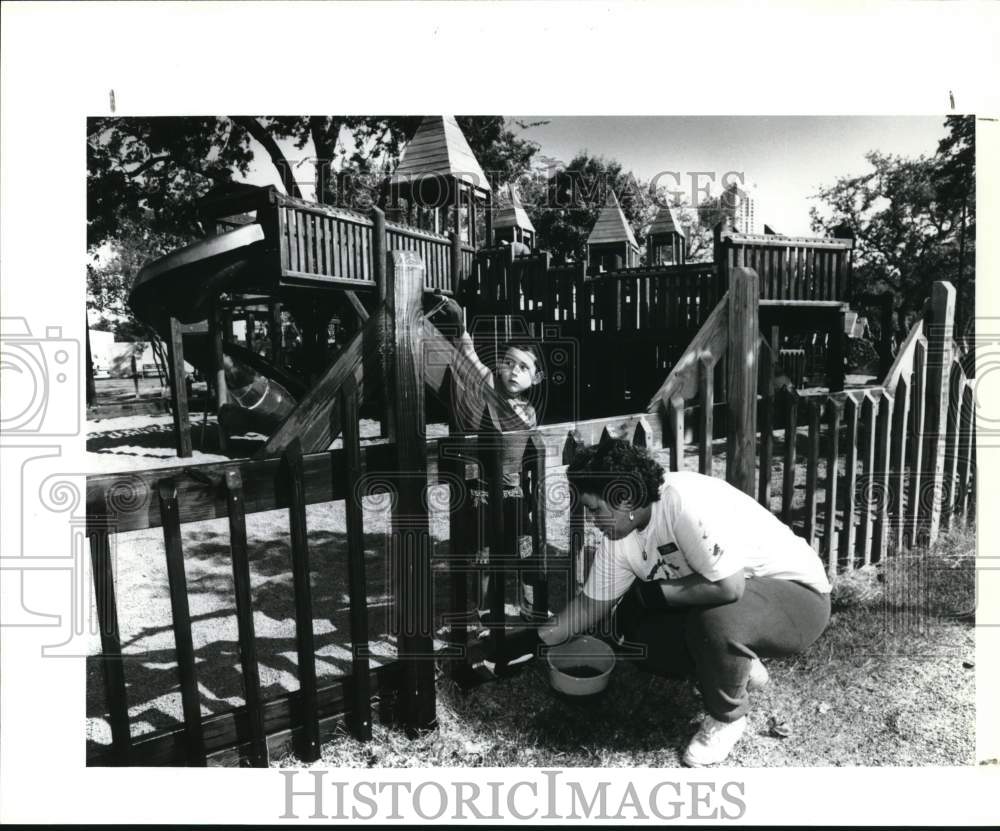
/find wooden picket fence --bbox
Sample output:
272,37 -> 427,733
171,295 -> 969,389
648,272 -> 975,582
87,254 -> 972,767
86,380 -> 390,767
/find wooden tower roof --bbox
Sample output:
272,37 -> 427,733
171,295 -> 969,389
587,190 -> 638,248
647,203 -> 686,238
389,116 -> 490,192
493,183 -> 535,232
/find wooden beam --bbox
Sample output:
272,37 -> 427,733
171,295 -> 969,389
257,305 -> 387,457
386,250 -> 437,734
344,289 -> 370,324
165,316 -> 193,458
726,267 -> 759,496
918,281 -> 956,543
157,480 -> 206,765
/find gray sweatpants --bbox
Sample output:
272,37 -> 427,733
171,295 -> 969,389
614,576 -> 831,722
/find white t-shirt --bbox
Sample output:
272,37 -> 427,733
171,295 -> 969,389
583,471 -> 832,602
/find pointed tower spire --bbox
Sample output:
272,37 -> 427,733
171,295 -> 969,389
586,190 -> 639,272
646,202 -> 687,265
387,116 -> 492,255
493,183 -> 535,248
390,116 -> 489,191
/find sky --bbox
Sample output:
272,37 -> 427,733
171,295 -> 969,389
508,116 -> 951,236
244,116 -> 951,237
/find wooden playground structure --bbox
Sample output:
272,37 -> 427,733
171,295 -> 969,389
86,117 -> 974,766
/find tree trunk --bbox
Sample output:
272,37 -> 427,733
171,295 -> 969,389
231,116 -> 302,200
309,117 -> 342,205
85,321 -> 96,406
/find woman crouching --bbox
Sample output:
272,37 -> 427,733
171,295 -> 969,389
538,438 -> 832,766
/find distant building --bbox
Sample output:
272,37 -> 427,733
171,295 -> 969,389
723,182 -> 761,235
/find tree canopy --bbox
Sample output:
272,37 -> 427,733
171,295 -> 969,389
810,115 -> 975,336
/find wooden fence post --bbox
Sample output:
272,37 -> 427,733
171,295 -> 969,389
165,316 -> 193,458
919,281 -> 956,543
372,207 -> 395,443
386,249 -> 436,734
209,303 -> 229,454
451,230 -> 462,296
726,267 -> 759,495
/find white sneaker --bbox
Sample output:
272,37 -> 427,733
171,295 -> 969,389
682,715 -> 747,767
747,658 -> 769,692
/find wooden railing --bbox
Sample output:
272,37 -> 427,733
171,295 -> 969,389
201,186 -> 468,294
716,229 -> 854,301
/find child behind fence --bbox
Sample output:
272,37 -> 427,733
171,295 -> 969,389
425,291 -> 546,628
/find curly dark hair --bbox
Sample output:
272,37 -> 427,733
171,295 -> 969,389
566,437 -> 665,508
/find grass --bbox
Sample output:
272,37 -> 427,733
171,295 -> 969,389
273,523 -> 977,769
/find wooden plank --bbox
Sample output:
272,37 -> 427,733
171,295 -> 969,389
781,388 -> 799,525
304,213 -> 314,275
224,469 -> 268,767
282,440 -> 320,762
667,395 -> 685,472
528,432 -> 549,618
941,360 -> 964,530
757,343 -> 774,506
485,438 -> 508,670
871,391 -> 893,563
387,250 -> 436,733
889,374 -> 911,553
906,340 -> 928,547
918,281 -> 956,542
209,305 -> 229,454
883,318 -> 924,389
329,210 -> 341,277
838,395 -> 860,570
89,522 -> 131,764
726,267 -> 759,496
855,393 -> 878,566
439,437 -> 475,680
157,480 -> 206,765
165,316 -> 192,458
278,207 -> 290,273
698,357 -> 714,476
803,399 -> 821,548
822,397 -> 842,577
361,215 -> 371,280
294,209 -> 305,274
340,377 -> 372,740
563,430 -> 587,588
955,382 -> 975,518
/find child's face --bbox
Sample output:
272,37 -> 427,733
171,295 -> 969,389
497,346 -> 539,397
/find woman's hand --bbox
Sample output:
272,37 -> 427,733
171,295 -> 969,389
540,593 -> 617,646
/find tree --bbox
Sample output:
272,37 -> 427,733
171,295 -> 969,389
809,116 -> 975,339
88,117 -> 255,249
523,152 -> 651,263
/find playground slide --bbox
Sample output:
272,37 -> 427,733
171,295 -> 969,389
130,224 -> 297,437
